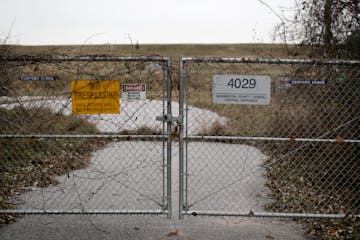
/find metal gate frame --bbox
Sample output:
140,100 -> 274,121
0,55 -> 174,218
1,55 -> 359,220
178,56 -> 360,219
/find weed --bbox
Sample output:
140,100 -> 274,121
0,107 -> 107,210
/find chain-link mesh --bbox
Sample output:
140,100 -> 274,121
1,55 -> 359,219
0,55 -> 171,215
180,57 -> 360,218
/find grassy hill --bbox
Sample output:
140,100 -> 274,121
7,43 -> 306,58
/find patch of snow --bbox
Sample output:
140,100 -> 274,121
0,96 -> 228,135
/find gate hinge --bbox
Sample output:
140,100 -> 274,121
156,114 -> 183,124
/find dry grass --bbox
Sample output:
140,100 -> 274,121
9,43 -> 306,58
0,107 -> 107,211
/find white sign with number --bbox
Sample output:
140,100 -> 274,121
212,75 -> 271,105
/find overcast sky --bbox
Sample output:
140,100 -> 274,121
1,0 -> 294,45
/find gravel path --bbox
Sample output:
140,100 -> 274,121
1,142 -> 308,240
0,98 -> 308,239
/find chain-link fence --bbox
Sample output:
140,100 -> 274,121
0,55 -> 172,217
179,57 -> 360,219
1,55 -> 359,221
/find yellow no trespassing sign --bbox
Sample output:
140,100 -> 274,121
71,80 -> 120,114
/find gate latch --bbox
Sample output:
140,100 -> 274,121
156,114 -> 182,124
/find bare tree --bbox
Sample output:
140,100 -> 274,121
277,0 -> 360,57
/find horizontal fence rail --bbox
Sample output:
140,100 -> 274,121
183,210 -> 360,219
0,134 -> 167,140
181,57 -> 360,65
0,209 -> 165,215
186,135 -> 360,143
0,55 -> 170,63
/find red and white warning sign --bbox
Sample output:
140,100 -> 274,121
121,83 -> 146,101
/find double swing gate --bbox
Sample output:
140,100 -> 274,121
0,55 -> 359,220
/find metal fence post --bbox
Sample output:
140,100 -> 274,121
178,57 -> 184,219
166,58 -> 173,219
178,57 -> 185,219
184,60 -> 189,215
